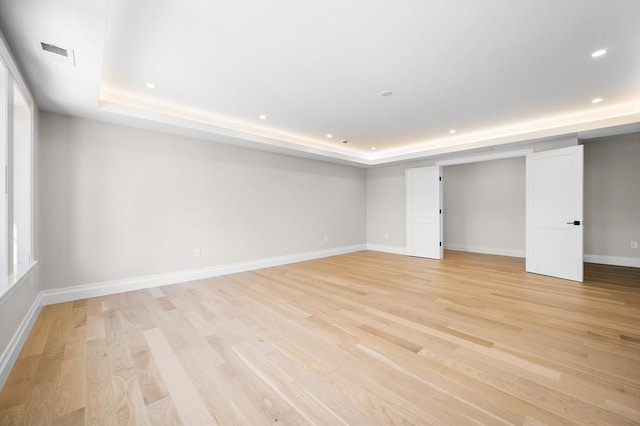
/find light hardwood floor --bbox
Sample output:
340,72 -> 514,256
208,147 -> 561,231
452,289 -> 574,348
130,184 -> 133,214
1,250 -> 639,425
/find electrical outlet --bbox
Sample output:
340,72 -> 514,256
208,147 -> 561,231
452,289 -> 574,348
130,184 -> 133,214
323,235 -> 328,242
193,248 -> 201,257
384,232 -> 389,239
631,241 -> 638,249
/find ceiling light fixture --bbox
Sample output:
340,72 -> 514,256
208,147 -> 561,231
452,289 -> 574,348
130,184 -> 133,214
145,82 -> 156,89
380,90 -> 393,97
259,114 -> 267,120
591,49 -> 607,58
371,147 -> 377,151
341,140 -> 348,144
591,98 -> 603,104
326,133 -> 332,138
449,129 -> 456,134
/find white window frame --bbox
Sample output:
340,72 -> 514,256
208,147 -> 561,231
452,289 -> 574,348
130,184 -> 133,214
11,83 -> 34,279
0,30 -> 36,299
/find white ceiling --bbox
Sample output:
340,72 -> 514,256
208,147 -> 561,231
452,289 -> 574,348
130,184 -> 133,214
0,0 -> 639,166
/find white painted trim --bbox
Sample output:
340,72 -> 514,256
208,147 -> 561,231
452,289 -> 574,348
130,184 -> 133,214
363,245 -> 639,267
102,85 -> 640,167
436,148 -> 533,166
99,94 -> 367,167
1,261 -> 38,303
0,28 -> 34,107
366,107 -> 639,166
0,292 -> 42,389
1,245 -> 366,390
2,245 -> 635,390
40,244 -> 366,306
366,244 -> 407,255
584,254 -> 640,268
366,243 -> 527,259
444,244 -> 525,258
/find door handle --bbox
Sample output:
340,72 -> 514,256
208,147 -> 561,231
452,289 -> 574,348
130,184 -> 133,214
566,220 -> 581,225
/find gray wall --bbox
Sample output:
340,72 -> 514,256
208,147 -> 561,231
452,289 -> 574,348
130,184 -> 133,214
0,270 -> 40,361
584,133 -> 640,260
0,106 -> 40,384
443,157 -> 525,256
367,134 -> 640,263
35,117 -> 639,292
367,156 -> 526,256
366,161 -> 411,248
5,112 -> 638,383
366,137 -> 577,252
39,112 -> 366,289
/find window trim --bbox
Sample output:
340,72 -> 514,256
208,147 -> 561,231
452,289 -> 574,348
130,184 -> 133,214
0,260 -> 37,303
0,29 -> 36,298
0,30 -> 33,111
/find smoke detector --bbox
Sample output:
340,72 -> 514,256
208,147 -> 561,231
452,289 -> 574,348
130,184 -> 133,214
39,41 -> 75,67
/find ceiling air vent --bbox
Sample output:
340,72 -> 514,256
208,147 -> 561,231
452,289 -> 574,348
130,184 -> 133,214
40,42 -> 68,57
39,41 -> 75,66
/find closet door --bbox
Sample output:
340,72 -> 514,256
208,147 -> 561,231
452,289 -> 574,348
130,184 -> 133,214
526,145 -> 583,282
406,166 -> 442,259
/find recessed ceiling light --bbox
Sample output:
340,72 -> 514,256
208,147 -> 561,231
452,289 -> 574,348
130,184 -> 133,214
259,114 -> 267,120
449,129 -> 456,134
326,133 -> 332,138
145,82 -> 156,89
371,147 -> 377,151
591,49 -> 607,58
591,97 -> 603,104
380,90 -> 393,97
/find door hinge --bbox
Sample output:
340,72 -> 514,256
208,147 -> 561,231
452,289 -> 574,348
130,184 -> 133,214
439,242 -> 442,247
439,209 -> 442,214
439,176 -> 442,181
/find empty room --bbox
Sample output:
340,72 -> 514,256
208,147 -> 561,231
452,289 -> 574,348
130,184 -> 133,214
0,1 -> 639,425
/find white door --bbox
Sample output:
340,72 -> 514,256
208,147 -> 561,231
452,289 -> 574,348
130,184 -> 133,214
406,166 -> 442,259
526,145 -> 583,282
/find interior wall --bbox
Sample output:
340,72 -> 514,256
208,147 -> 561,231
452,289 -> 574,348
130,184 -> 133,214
584,133 -> 640,262
0,106 -> 40,383
366,137 -> 578,251
0,270 -> 39,363
39,112 -> 367,289
0,25 -> 41,386
366,161 -> 417,248
443,157 -> 525,257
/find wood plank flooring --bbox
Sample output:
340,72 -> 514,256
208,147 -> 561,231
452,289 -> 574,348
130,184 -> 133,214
1,250 -> 639,425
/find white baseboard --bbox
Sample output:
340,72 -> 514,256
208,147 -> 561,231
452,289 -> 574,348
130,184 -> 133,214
584,254 -> 640,268
366,244 -> 407,255
367,245 -> 639,267
2,245 -> 636,390
444,244 -> 525,258
0,293 -> 42,389
366,243 -> 526,258
40,244 -> 367,306
1,244 -> 366,391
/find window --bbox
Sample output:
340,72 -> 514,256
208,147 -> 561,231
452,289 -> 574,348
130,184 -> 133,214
0,55 -> 35,297
0,59 -> 7,293
12,84 -> 32,277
